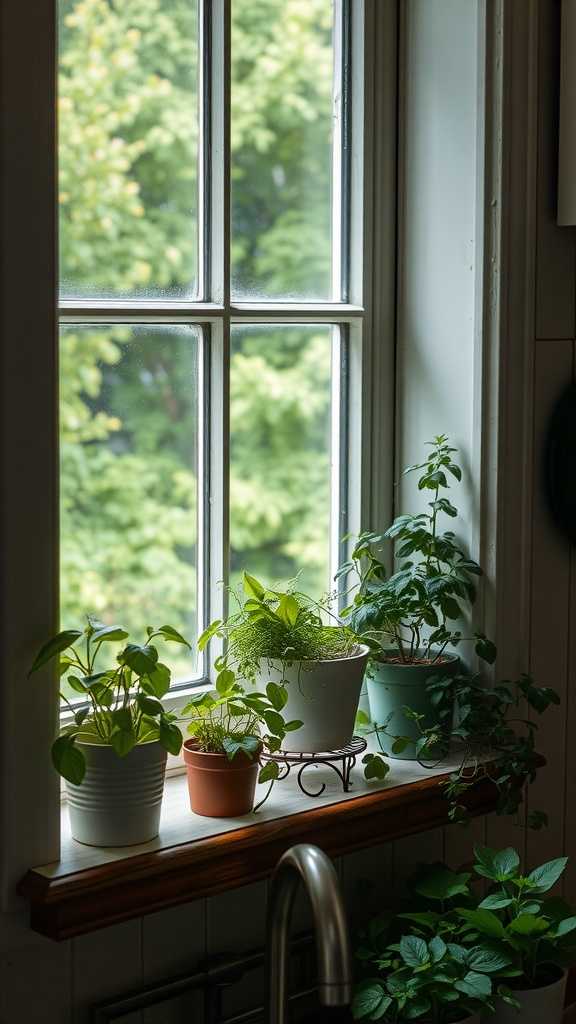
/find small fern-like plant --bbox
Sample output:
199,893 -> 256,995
199,571 -> 357,684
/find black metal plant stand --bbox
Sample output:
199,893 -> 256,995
260,736 -> 367,798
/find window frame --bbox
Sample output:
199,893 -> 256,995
0,0 -> 398,902
57,0 -> 391,718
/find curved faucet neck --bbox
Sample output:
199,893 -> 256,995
266,844 -> 352,1024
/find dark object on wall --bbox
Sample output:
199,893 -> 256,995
545,383 -> 576,544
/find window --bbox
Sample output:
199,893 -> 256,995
58,0 -> 370,697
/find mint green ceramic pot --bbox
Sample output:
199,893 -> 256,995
367,652 -> 459,759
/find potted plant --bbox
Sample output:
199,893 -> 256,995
339,436 -> 496,759
398,847 -> 576,1024
29,616 -> 189,847
454,845 -> 576,1023
181,677 -> 301,816
357,667 -> 558,828
352,928 -> 504,1022
199,572 -> 369,753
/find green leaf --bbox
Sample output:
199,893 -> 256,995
429,936 -> 446,963
363,755 -> 390,781
492,847 -> 520,880
110,726 -> 136,757
457,908 -> 506,939
454,971 -> 492,999
527,857 -> 568,893
146,663 -> 171,698
29,629 -> 83,675
391,737 -> 410,755
120,643 -> 158,676
216,669 -> 235,694
474,634 -> 497,664
67,675 -> 88,695
508,914 -> 549,937
136,693 -> 163,717
277,594 -> 300,626
554,916 -> 576,938
258,760 -> 279,784
52,735 -> 85,785
413,867 -> 471,902
263,710 -> 286,736
352,982 -> 390,1020
266,681 -> 288,711
283,719 -> 303,732
473,845 -> 498,880
399,935 -> 429,967
243,572 -> 266,599
74,708 -> 90,728
467,945 -> 511,973
91,625 -> 129,643
197,619 -> 222,652
222,735 -> 260,761
159,717 -> 182,756
112,708 -> 133,731
479,893 -> 514,911
157,625 -> 191,647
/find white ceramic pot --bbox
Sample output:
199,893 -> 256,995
66,740 -> 167,847
259,645 -> 369,752
490,969 -> 567,1024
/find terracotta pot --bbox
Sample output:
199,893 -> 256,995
183,739 -> 261,817
491,968 -> 567,1024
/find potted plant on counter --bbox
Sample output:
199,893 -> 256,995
338,436 -> 496,760
199,572 -> 369,753
389,846 -> 576,1024
352,928 -> 505,1023
456,845 -> 576,1024
29,616 -> 189,847
182,678 -> 301,816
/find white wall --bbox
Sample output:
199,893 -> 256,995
396,0 -> 479,544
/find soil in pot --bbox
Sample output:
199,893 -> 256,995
259,644 -> 369,753
66,739 -> 167,847
367,652 -> 459,760
491,967 -> 567,1024
183,739 -> 261,817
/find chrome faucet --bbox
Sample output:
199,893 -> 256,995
266,843 -> 353,1024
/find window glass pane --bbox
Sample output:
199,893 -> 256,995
230,324 -> 335,597
59,0 -> 200,300
231,0 -> 339,302
60,324 -> 200,687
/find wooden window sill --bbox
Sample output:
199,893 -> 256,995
19,749 -> 499,941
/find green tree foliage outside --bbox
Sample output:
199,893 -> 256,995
59,0 -> 336,679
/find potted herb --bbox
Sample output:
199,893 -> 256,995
182,678 -> 301,816
29,616 -> 189,847
352,929 -> 504,1023
339,436 -> 495,759
200,573 -> 369,753
455,845 -> 576,1023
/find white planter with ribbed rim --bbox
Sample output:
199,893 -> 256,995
490,969 -> 567,1024
258,645 -> 369,752
66,739 -> 167,847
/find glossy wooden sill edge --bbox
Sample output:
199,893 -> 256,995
19,770 -> 502,941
